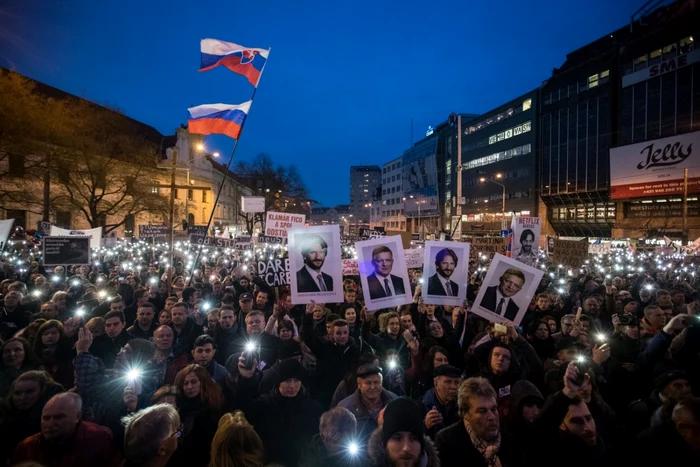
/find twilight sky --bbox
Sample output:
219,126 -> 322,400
0,0 -> 641,206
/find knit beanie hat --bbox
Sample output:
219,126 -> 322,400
275,358 -> 307,387
381,397 -> 424,447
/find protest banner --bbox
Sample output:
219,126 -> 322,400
188,225 -> 208,236
468,236 -> 508,260
404,249 -> 424,269
241,196 -> 265,213
256,234 -> 287,245
359,227 -> 386,240
511,217 -> 541,267
0,219 -> 14,251
552,238 -> 589,267
257,258 -> 291,287
49,226 -> 102,249
43,236 -> 91,265
138,225 -> 168,240
189,235 -> 252,250
342,259 -> 359,276
265,211 -> 306,238
589,242 -> 612,255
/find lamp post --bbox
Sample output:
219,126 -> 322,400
478,173 -> 507,229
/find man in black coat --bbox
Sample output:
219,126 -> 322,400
426,248 -> 459,296
478,267 -> 526,321
296,233 -> 334,293
435,376 -> 521,467
366,245 -> 405,300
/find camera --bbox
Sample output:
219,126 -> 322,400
241,342 -> 259,370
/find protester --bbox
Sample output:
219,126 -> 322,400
122,403 -> 181,467
209,411 -> 265,467
0,337 -> 42,397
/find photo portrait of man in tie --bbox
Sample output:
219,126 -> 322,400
295,233 -> 334,293
479,267 -> 525,321
366,245 -> 406,299
427,248 -> 459,296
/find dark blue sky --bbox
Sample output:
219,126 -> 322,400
2,0 -> 640,206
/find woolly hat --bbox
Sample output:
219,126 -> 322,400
381,397 -> 425,447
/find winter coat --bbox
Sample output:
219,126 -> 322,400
634,422 -> 700,466
435,420 -> 521,467
126,321 -> 158,340
212,324 -> 242,365
171,317 -> 205,357
421,387 -> 459,439
89,329 -> 131,368
368,427 -> 440,467
503,379 -> 543,459
627,388 -> 663,436
11,421 -> 122,467
168,397 -> 221,467
338,388 -> 397,442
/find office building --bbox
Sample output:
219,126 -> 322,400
349,165 -> 381,223
380,157 -> 405,230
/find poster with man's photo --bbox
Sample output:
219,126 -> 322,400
356,236 -> 412,311
421,240 -> 470,306
471,253 -> 544,326
288,225 -> 343,305
511,216 -> 541,267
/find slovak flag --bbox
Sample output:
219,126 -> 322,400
199,39 -> 269,86
187,101 -> 252,141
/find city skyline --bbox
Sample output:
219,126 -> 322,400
0,0 -> 641,206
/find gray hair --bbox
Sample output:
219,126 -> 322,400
319,407 -> 357,444
458,377 -> 497,417
122,404 -> 180,464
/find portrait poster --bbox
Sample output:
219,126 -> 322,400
421,240 -> 470,306
356,236 -> 412,312
471,254 -> 544,326
288,225 -> 343,305
510,216 -> 541,268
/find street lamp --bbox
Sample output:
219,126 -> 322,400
478,172 -> 507,228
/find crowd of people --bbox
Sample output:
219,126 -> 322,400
1,237 -> 699,467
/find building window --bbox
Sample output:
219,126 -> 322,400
522,98 -> 532,111
649,49 -> 662,66
680,36 -> 694,53
662,43 -> 677,59
588,73 -> 599,88
188,189 -> 193,201
152,181 -> 160,194
633,54 -> 647,71
202,190 -> 208,203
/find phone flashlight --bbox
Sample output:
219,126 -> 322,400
388,359 -> 398,370
202,302 -> 211,312
347,442 -> 359,456
576,355 -> 587,364
126,368 -> 142,381
596,333 -> 607,342
419,278 -> 424,284
71,279 -> 80,287
32,290 -> 41,298
98,290 -> 107,299
75,308 -> 85,318
149,277 -> 158,284
52,275 -> 61,282
644,284 -> 654,291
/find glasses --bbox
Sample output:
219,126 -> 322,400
169,424 -> 183,439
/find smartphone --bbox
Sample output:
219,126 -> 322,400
118,276 -> 125,281
494,323 -> 508,334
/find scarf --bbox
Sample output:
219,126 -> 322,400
465,422 -> 502,467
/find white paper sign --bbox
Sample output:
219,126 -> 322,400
265,211 -> 306,238
422,240 -> 470,307
510,216 -> 541,267
288,225 -> 343,305
49,226 -> 102,249
0,219 -> 15,250
404,249 -> 424,269
356,236 -> 413,312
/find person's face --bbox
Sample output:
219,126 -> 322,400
279,326 -> 293,341
535,323 -> 549,340
388,317 -> 400,336
110,301 -> 125,314
333,325 -> 350,346
153,327 -> 174,351
547,319 -> 557,334
80,266 -> 89,276
246,315 -> 265,336
622,325 -> 639,339
623,302 -> 638,314
208,310 -> 220,326
256,292 -> 268,307
344,290 -> 356,303
212,282 -> 222,294
434,376 -> 460,402
400,314 -> 413,330
521,403 -> 540,423
558,348 -> 576,363
536,297 -> 550,310
521,234 -> 534,252
219,310 -> 235,330
325,320 -> 335,336
35,276 -> 46,287
428,322 -> 444,339
437,255 -> 456,278
500,274 -> 524,298
239,298 -> 253,313
464,396 -> 500,441
671,292 -> 685,306
646,309 -> 665,329
105,317 -> 124,338
372,251 -> 394,277
640,289 -> 652,302
159,312 -> 171,326
40,303 -> 57,317
560,402 -> 596,446
579,377 -> 592,403
313,305 -> 326,321
171,307 -> 187,326
386,431 -> 422,467
304,243 -> 327,270
182,372 -> 201,399
41,328 -> 61,346
583,298 -> 600,315
657,294 -> 672,307
357,374 -> 383,401
240,278 -> 249,289
663,379 -> 692,402
42,398 -> 81,444
433,352 -> 449,368
344,308 -> 357,324
662,308 -> 673,323
165,301 -> 176,312
12,380 -> 42,411
580,319 -> 591,333
137,307 -> 154,327
490,347 -> 511,374
4,292 -> 20,307
3,341 -> 25,369
424,304 -> 436,316
174,277 -> 184,287
192,344 -> 215,367
279,378 -> 302,398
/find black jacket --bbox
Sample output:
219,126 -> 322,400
480,285 -> 520,321
89,329 -> 130,368
435,420 -> 521,467
427,273 -> 458,296
126,321 -> 158,340
635,422 -> 700,466
171,317 -> 204,357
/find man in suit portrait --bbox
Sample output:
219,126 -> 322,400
513,229 -> 537,267
427,248 -> 459,296
366,245 -> 406,300
296,234 -> 333,293
479,267 -> 526,321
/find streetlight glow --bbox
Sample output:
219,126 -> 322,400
196,143 -> 205,151
212,152 -> 220,157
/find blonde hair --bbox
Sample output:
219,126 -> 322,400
379,312 -> 399,333
210,411 -> 264,467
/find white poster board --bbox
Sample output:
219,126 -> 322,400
288,225 -> 343,305
49,226 -> 102,249
511,216 -> 541,267
265,211 -> 306,238
0,219 -> 14,250
404,248 -> 424,269
422,240 -> 470,307
356,236 -> 412,311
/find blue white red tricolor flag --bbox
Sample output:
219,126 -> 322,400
187,101 -> 252,140
199,39 -> 269,86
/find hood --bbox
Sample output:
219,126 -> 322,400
368,426 -> 440,467
476,340 -> 521,378
508,379 -> 543,415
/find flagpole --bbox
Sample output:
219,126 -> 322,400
186,48 -> 271,287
